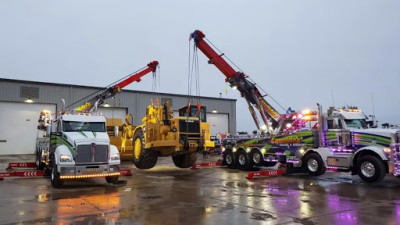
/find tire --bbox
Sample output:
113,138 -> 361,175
35,149 -> 44,170
356,155 -> 386,183
172,152 -> 198,168
51,161 -> 64,188
249,150 -> 263,167
236,149 -> 252,171
223,149 -> 237,169
105,176 -> 119,184
133,130 -> 158,169
303,152 -> 326,176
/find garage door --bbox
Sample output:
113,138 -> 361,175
0,102 -> 56,155
207,113 -> 229,137
98,107 -> 127,122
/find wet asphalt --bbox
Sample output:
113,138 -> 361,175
0,154 -> 399,225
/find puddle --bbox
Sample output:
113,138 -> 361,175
251,212 -> 275,221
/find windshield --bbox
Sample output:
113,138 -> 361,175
212,139 -> 220,144
63,121 -> 106,132
344,119 -> 368,129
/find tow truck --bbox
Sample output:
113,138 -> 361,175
190,30 -> 311,169
35,61 -> 158,187
190,30 -> 400,182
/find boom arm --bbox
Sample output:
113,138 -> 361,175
190,30 -> 280,130
75,61 -> 158,112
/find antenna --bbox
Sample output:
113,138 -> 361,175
61,99 -> 65,112
331,89 -> 335,107
371,93 -> 375,116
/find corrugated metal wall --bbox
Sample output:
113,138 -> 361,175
0,79 -> 236,134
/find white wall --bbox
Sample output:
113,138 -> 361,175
0,102 -> 56,155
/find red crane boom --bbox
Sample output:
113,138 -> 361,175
75,61 -> 158,112
190,30 -> 280,132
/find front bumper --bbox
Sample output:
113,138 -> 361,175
59,164 -> 120,179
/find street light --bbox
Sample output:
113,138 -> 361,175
212,109 -> 218,113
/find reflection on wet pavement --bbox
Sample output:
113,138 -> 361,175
0,154 -> 400,225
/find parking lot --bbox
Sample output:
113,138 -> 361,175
1,154 -> 400,225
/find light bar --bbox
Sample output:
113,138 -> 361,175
60,172 -> 120,179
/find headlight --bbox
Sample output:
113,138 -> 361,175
221,147 -> 226,152
60,154 -> 72,162
382,148 -> 391,154
261,148 -> 267,154
110,153 -> 120,161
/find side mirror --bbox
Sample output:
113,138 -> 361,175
368,121 -> 378,128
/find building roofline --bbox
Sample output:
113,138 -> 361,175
0,77 -> 237,102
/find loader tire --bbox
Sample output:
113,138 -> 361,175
133,130 -> 158,169
172,152 -> 197,168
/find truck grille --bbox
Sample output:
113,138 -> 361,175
76,144 -> 109,164
179,119 -> 200,133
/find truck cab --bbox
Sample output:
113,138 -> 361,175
311,105 -> 400,182
325,106 -> 370,130
36,111 -> 121,188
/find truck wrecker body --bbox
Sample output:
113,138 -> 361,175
190,29 -> 400,182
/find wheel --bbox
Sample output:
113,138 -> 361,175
35,149 -> 44,170
303,152 -> 326,176
223,149 -> 237,169
51,161 -> 64,188
356,155 -> 386,183
105,176 -> 119,184
236,149 -> 252,171
172,152 -> 198,168
133,130 -> 158,169
249,150 -> 263,167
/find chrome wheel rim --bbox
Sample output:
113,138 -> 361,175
361,161 -> 375,178
307,158 -> 319,172
253,152 -> 261,164
51,167 -> 54,181
226,154 -> 233,165
238,154 -> 246,165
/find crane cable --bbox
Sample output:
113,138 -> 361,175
204,37 -> 287,113
151,65 -> 160,106
187,42 -> 202,106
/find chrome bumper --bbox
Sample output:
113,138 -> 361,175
59,164 -> 120,179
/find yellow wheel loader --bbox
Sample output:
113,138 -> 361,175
107,101 -> 214,169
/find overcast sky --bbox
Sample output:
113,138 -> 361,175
1,1 -> 399,132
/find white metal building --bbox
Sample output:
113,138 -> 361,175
0,78 -> 236,155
